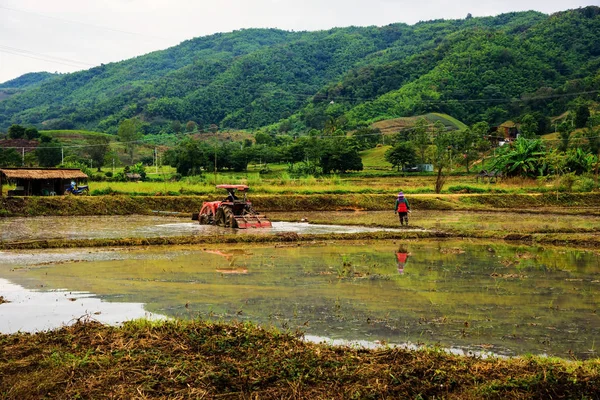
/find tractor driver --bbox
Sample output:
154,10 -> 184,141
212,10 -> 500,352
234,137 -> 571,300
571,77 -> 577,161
225,190 -> 238,202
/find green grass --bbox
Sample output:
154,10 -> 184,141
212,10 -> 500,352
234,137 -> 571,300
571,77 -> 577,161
4,172 -> 595,197
359,145 -> 393,169
426,112 -> 468,130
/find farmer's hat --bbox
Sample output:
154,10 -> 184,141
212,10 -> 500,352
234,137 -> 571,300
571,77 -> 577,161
397,191 -> 404,198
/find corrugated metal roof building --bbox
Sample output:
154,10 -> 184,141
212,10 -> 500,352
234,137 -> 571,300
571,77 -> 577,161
0,168 -> 88,196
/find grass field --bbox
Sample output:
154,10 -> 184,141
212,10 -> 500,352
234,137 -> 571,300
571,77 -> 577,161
1,172 -> 593,197
359,145 -> 393,169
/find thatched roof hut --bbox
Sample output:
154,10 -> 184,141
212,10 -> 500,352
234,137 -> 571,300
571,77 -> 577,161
0,168 -> 88,196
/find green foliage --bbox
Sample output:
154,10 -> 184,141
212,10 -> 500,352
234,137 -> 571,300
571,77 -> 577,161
86,135 -> 110,171
7,124 -> 26,139
558,122 -> 573,152
128,162 -> 147,180
164,137 -> 211,176
60,161 -> 93,178
575,104 -> 591,129
564,147 -> 596,174
447,185 -> 488,194
35,134 -> 62,167
319,137 -> 363,174
0,148 -> 21,167
518,114 -> 538,139
118,118 -> 142,164
0,72 -> 58,89
385,142 -> 416,171
572,175 -> 596,192
491,137 -> 547,177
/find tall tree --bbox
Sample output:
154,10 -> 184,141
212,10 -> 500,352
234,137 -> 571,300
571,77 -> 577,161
409,118 -> 431,164
86,136 -> 111,171
431,122 -> 456,193
558,122 -> 573,152
185,121 -> 197,133
118,118 -> 142,164
24,127 -> 40,140
35,134 -> 62,167
7,124 -> 26,139
575,104 -> 591,129
519,114 -> 538,139
385,142 -> 417,171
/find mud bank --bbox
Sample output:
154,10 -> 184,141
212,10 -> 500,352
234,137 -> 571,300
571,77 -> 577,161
2,229 -> 600,250
0,230 -> 450,250
2,192 -> 600,217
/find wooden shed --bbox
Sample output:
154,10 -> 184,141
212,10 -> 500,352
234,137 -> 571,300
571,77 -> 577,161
0,168 -> 88,197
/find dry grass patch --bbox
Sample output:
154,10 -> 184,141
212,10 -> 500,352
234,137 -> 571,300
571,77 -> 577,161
1,320 -> 599,399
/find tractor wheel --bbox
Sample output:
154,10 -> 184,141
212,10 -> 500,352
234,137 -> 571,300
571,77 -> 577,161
215,208 -> 227,227
199,213 -> 213,225
222,207 -> 236,228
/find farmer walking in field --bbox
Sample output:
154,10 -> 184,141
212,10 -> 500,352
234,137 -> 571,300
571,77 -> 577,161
394,191 -> 411,226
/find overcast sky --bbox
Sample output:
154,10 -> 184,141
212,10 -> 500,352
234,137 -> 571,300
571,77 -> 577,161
0,0 -> 597,84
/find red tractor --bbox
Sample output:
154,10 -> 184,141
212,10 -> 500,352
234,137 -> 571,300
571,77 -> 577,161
193,184 -> 272,229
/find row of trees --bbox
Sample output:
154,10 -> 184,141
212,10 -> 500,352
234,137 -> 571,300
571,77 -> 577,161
164,132 -> 364,176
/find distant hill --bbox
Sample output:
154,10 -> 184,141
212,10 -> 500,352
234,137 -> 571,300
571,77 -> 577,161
0,72 -> 59,89
371,113 -> 468,135
0,72 -> 60,104
0,7 -> 598,135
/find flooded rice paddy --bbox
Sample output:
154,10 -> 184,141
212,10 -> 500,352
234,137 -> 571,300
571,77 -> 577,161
0,215 -> 407,242
0,239 -> 598,360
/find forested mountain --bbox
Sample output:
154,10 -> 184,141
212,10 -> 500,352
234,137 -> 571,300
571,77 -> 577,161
0,7 -> 598,134
0,72 -> 59,90
0,72 -> 59,102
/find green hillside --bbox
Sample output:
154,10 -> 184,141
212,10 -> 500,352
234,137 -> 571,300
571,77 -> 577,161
0,7 -> 598,135
0,72 -> 58,90
360,145 -> 393,169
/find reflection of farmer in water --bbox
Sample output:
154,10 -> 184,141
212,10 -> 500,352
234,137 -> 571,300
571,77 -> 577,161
394,191 -> 411,226
396,247 -> 410,275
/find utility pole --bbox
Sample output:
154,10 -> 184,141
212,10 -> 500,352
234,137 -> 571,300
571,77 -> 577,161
21,148 -> 24,166
61,147 -> 64,165
214,132 -> 218,186
154,147 -> 158,173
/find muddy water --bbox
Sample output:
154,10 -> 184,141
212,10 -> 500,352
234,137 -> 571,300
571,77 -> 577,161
0,215 -> 407,242
0,240 -> 598,359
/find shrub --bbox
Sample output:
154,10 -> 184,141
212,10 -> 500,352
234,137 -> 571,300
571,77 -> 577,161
91,187 -> 116,196
573,176 -> 596,192
557,173 -> 577,192
447,185 -> 488,194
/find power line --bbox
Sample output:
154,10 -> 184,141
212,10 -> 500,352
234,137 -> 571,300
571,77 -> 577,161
0,5 -> 173,42
0,45 -> 94,69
